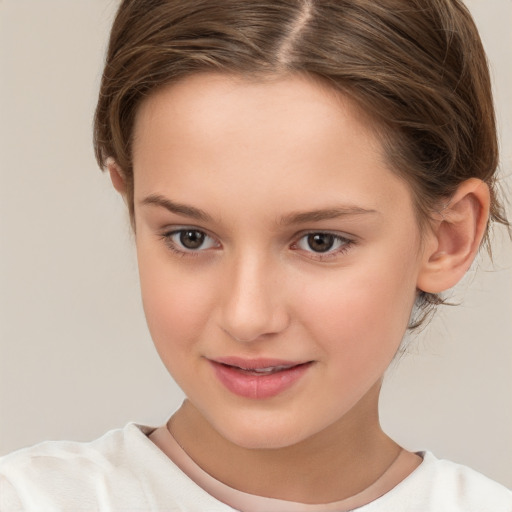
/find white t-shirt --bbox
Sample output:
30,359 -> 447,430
1,423 -> 511,512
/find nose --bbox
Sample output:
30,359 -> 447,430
219,252 -> 290,343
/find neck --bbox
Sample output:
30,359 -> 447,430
168,382 -> 403,503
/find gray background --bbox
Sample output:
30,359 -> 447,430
1,0 -> 511,487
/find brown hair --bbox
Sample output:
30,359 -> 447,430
93,0 -> 509,325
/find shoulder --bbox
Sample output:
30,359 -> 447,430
0,423 -> 234,511
0,424 -> 156,510
0,423 -> 148,476
364,451 -> 512,512
424,452 -> 511,496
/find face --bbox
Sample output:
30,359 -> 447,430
131,73 -> 427,449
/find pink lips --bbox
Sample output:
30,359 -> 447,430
209,357 -> 313,399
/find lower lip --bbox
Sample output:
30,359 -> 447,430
210,361 -> 312,399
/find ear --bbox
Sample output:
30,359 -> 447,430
106,157 -> 127,196
417,178 -> 490,294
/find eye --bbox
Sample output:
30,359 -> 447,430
163,229 -> 219,254
302,233 -> 337,253
293,232 -> 353,257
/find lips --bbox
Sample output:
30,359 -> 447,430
231,364 -> 298,376
209,357 -> 313,399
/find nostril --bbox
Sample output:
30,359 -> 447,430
221,327 -> 265,344
221,324 -> 287,344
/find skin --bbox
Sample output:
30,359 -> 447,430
111,72 -> 489,503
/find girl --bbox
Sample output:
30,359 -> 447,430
1,0 -> 511,510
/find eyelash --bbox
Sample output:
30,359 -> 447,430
159,229 -> 220,258
291,232 -> 354,261
159,228 -> 355,261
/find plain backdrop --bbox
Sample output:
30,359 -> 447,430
1,0 -> 511,488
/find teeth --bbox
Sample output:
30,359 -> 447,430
239,365 -> 293,374
252,367 -> 278,374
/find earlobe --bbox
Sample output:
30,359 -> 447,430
106,157 -> 127,196
417,178 -> 490,294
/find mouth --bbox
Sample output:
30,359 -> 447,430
219,362 -> 309,375
208,357 -> 314,399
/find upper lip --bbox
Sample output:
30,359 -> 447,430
210,356 -> 310,370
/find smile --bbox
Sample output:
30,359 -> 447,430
233,364 -> 297,375
208,357 -> 313,399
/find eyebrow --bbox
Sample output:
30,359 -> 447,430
140,194 -> 377,225
140,194 -> 213,222
279,206 -> 378,225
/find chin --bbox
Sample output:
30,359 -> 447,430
212,413 -> 316,451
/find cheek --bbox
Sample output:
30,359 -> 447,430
136,246 -> 215,357
296,252 -> 419,364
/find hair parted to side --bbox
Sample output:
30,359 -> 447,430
93,0 -> 509,327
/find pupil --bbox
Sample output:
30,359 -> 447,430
180,230 -> 205,249
307,233 -> 334,253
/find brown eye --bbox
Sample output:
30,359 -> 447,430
306,233 -> 335,253
179,230 -> 205,249
163,229 -> 219,254
294,232 -> 353,259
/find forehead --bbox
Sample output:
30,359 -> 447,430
131,72 -> 413,219
132,72 -> 378,159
